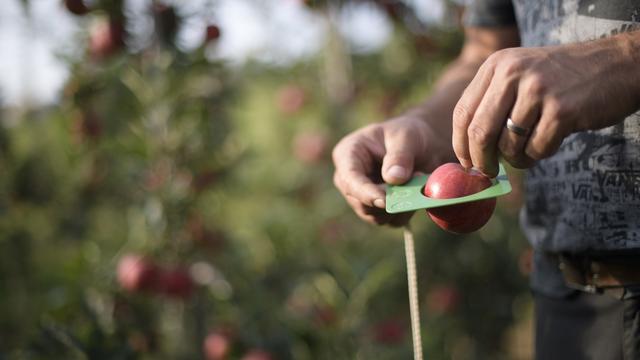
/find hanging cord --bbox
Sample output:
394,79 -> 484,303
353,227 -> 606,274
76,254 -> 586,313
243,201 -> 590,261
403,225 -> 424,360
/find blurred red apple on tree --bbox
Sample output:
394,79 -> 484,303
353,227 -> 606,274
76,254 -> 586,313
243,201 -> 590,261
372,318 -> 405,345
204,330 -> 232,360
117,254 -> 160,293
159,267 -> 195,299
423,163 -> 496,234
426,285 -> 460,315
293,131 -> 328,164
90,19 -> 125,60
205,25 -> 221,43
277,85 -> 307,115
241,350 -> 273,360
64,0 -> 90,15
312,305 -> 337,327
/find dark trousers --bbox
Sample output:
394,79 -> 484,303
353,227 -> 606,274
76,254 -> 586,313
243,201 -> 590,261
535,290 -> 640,360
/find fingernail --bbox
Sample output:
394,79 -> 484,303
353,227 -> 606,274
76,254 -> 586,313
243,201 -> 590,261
387,165 -> 407,179
373,198 -> 385,208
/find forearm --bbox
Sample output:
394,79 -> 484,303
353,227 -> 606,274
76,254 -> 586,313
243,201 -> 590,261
404,56 -> 483,147
549,29 -> 640,132
606,30 -> 640,113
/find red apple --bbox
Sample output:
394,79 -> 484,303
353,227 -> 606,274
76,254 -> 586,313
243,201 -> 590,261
372,318 -> 405,345
159,268 -> 195,299
277,85 -> 306,115
426,285 -> 460,315
204,331 -> 232,360
117,254 -> 160,293
292,131 -> 328,164
205,25 -> 221,43
90,19 -> 125,60
241,350 -> 273,360
64,0 -> 90,15
423,163 -> 496,234
312,305 -> 337,327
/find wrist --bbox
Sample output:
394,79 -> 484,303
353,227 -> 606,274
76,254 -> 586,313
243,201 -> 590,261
572,31 -> 640,115
618,31 -> 640,107
599,31 -> 640,108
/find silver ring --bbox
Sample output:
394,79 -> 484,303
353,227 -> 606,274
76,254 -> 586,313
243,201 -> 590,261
505,118 -> 530,136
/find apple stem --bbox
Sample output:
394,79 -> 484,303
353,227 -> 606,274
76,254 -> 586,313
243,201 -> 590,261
403,226 -> 424,360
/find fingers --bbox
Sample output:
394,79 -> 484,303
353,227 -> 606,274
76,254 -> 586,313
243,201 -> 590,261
498,76 -> 542,168
345,195 -> 387,224
332,131 -> 386,208
452,60 -> 495,169
466,73 -> 517,177
524,100 -> 568,161
345,195 -> 414,227
332,122 -> 419,227
333,169 -> 385,209
381,124 -> 425,185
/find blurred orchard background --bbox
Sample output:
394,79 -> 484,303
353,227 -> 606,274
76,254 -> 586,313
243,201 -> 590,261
0,0 -> 533,359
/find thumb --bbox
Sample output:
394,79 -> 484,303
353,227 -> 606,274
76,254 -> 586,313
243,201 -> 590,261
381,130 -> 419,185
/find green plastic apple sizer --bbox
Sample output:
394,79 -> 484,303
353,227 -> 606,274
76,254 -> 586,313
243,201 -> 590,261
385,163 -> 512,214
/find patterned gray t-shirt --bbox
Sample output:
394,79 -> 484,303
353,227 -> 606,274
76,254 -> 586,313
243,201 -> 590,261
467,0 -> 640,254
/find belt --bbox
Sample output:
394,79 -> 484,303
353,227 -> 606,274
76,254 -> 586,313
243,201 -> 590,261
557,254 -> 640,297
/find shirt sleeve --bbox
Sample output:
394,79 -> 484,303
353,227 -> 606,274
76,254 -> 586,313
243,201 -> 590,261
464,0 -> 517,27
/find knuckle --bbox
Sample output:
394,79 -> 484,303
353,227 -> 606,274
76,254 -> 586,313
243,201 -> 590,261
361,123 -> 380,135
452,102 -> 473,129
524,73 -> 547,97
545,96 -> 571,119
485,51 -> 503,67
499,58 -> 523,77
468,124 -> 492,148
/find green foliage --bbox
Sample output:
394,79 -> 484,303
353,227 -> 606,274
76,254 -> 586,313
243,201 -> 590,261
0,1 -> 531,359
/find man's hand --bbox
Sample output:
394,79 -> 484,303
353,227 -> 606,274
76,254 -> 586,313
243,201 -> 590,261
332,116 -> 453,226
331,26 -> 519,226
453,31 -> 640,177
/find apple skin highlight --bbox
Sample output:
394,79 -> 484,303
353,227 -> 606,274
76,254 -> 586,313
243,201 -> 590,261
423,163 -> 496,234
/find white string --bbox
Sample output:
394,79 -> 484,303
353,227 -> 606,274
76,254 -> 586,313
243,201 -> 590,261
403,225 -> 424,360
